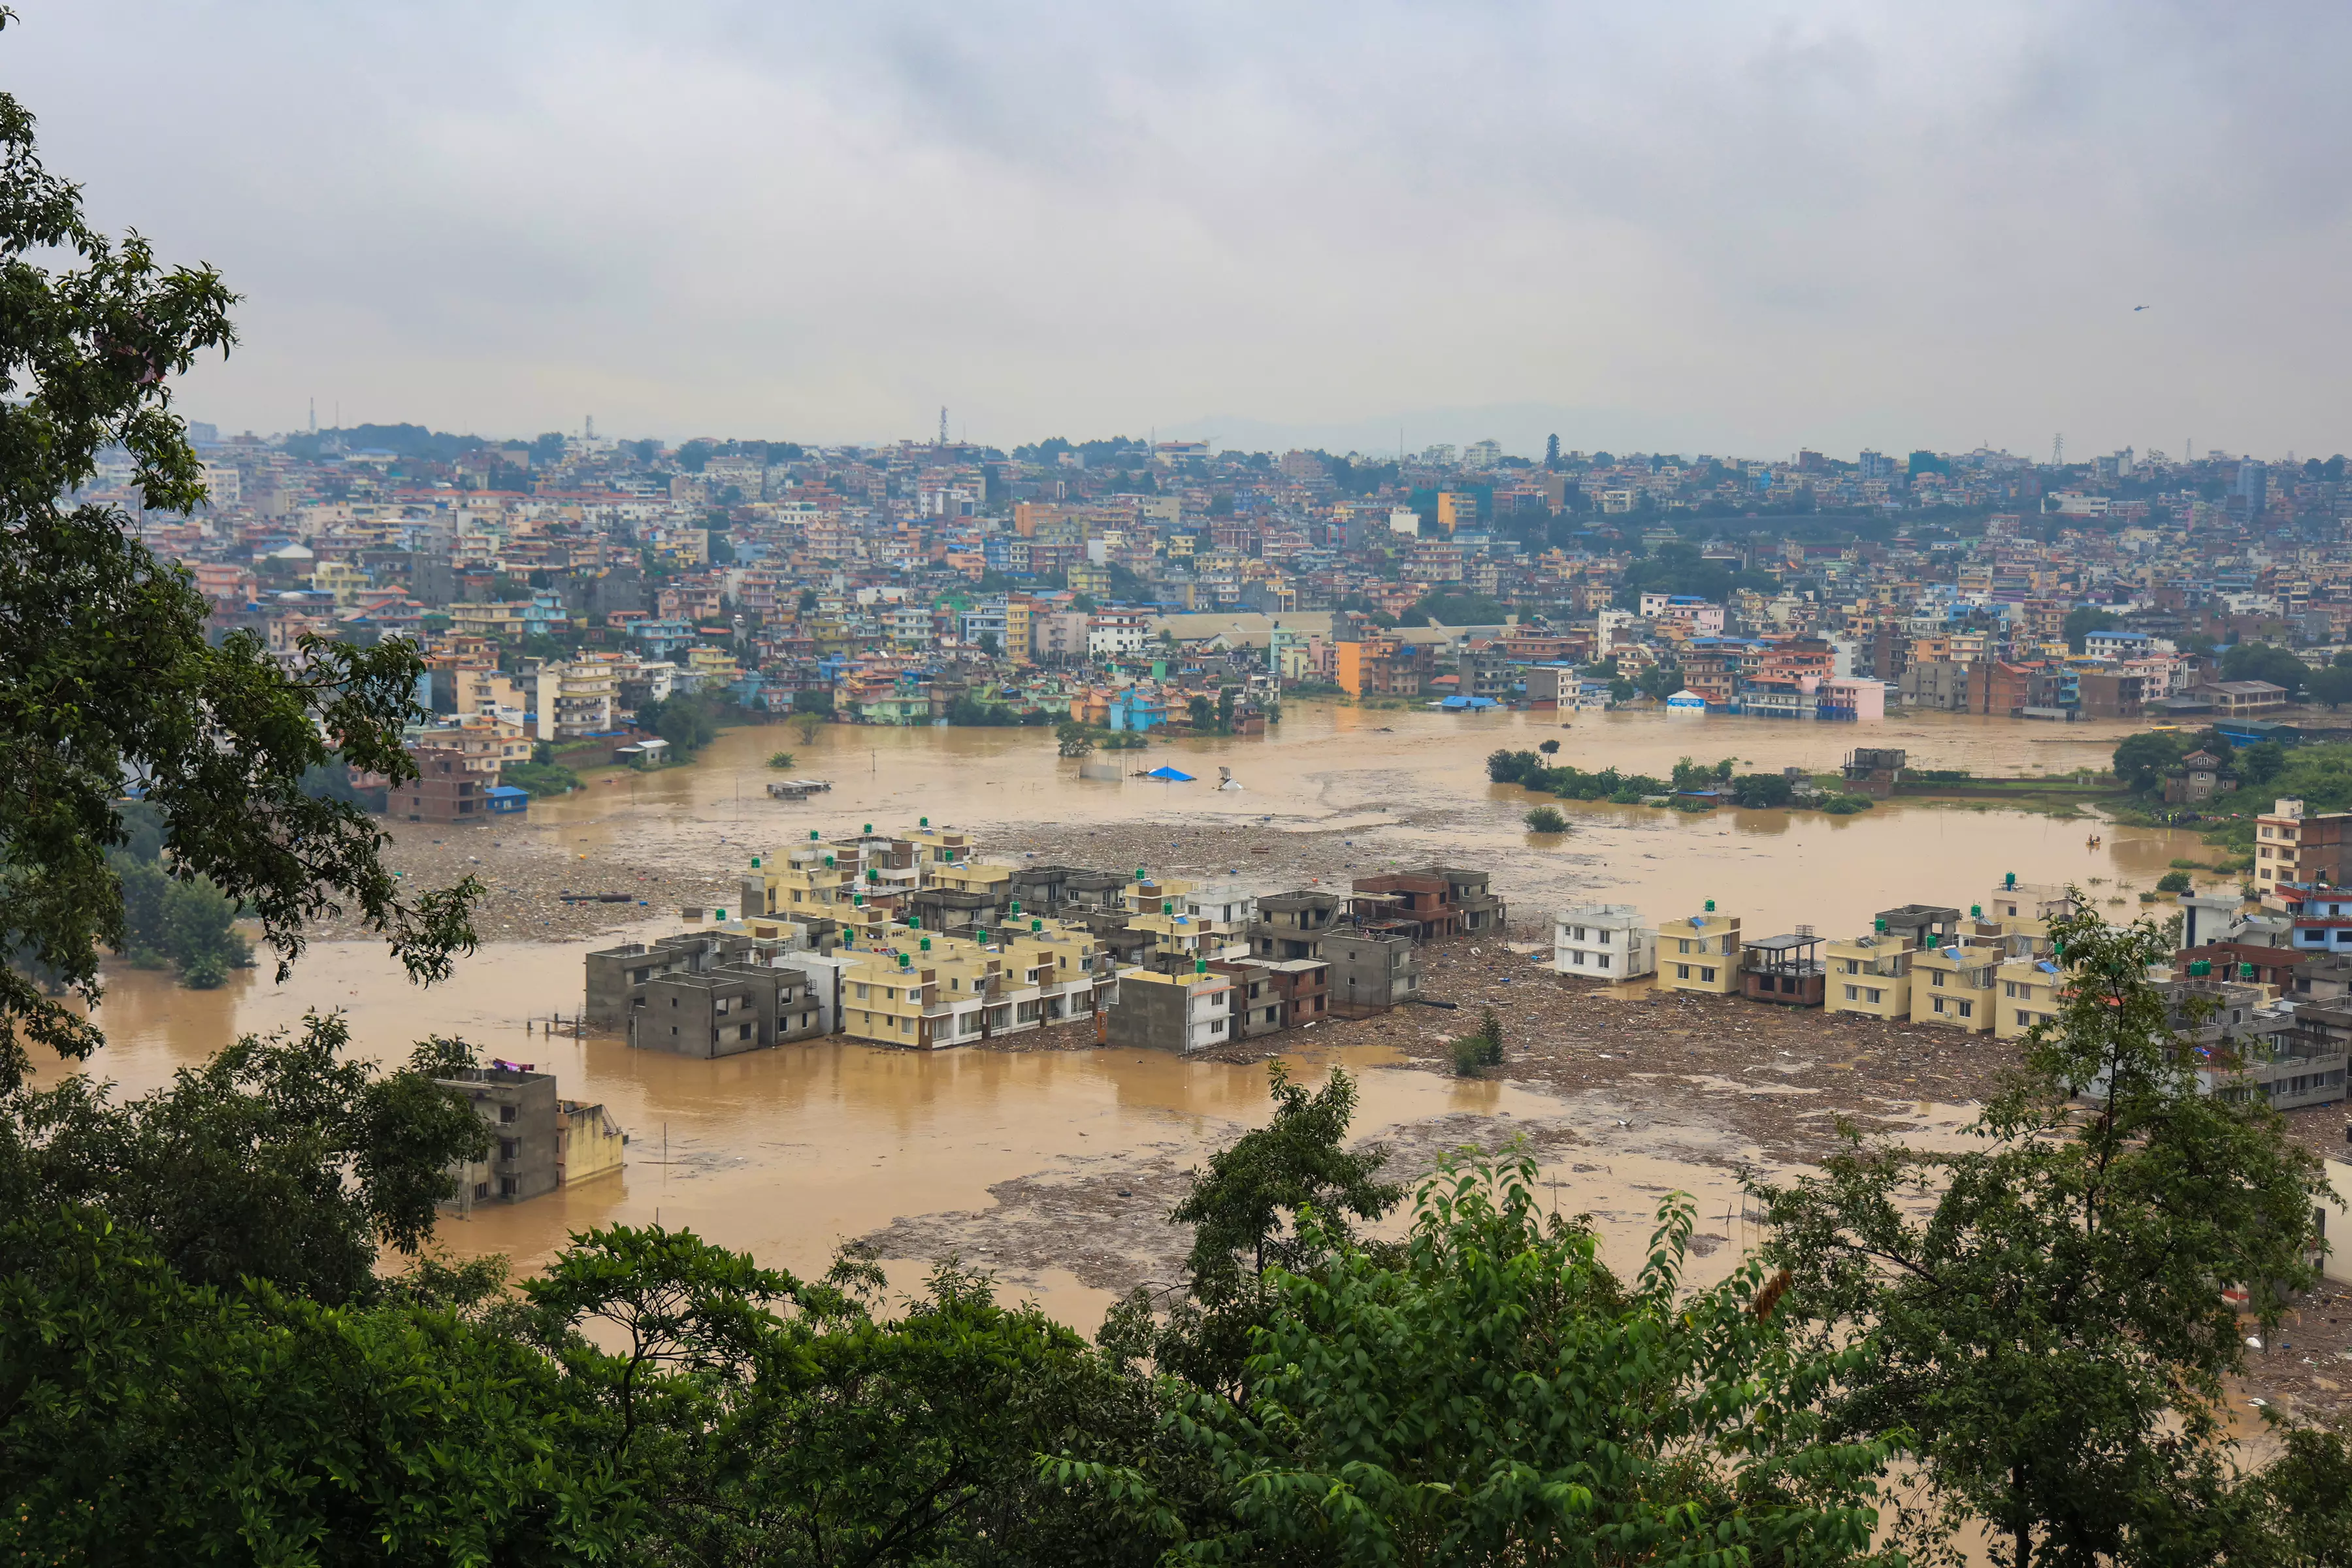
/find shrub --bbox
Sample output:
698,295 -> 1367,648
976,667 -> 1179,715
1729,772 -> 1793,809
1524,806 -> 1569,834
502,761 -> 581,798
2155,870 -> 2193,894
1450,1009 -> 1504,1076
766,751 -> 795,770
1820,795 -> 1872,815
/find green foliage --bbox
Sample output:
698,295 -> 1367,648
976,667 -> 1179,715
2155,869 -> 2194,894
1401,590 -> 1509,626
110,853 -> 251,984
500,760 -> 580,797
2114,728 -> 2194,793
0,75 -> 478,1090
791,686 -> 836,716
2219,641 -> 2309,694
766,749 -> 795,770
1611,542 -> 1778,610
0,1013 -> 489,1303
1102,1064 -> 1401,1402
2063,605 -> 2121,651
640,692 -> 725,755
1636,661 -> 1686,700
1054,719 -> 1096,757
1452,1007 -> 1506,1076
1523,804 -> 1569,833
1071,1156 -> 1899,1565
1537,737 -> 1561,755
1731,771 -> 1795,808
0,1205 -> 630,1564
1819,794 -> 1874,815
1755,902 -> 2327,1567
947,693 -> 1043,726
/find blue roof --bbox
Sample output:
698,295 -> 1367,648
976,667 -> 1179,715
485,785 -> 528,801
1145,766 -> 1196,781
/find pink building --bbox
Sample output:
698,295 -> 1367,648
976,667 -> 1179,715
1818,676 -> 1886,722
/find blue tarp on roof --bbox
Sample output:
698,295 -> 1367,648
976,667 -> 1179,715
1145,766 -> 1196,781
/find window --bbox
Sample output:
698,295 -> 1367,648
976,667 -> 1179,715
1846,985 -> 1859,1001
1932,970 -> 1946,987
498,1176 -> 517,1198
1933,997 -> 1946,1013
1676,964 -> 1691,979
474,1182 -> 490,1200
2017,1010 -> 2029,1028
739,1022 -> 753,1040
499,1103 -> 517,1123
1678,938 -> 1693,954
1595,953 -> 1610,970
1959,1001 -> 1973,1019
498,1137 -> 519,1160
1701,967 -> 1716,983
1866,988 -> 1882,1004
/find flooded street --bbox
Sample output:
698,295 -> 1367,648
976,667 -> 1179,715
50,704 -> 2204,1328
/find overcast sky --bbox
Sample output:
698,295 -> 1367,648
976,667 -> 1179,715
14,1 -> 2350,458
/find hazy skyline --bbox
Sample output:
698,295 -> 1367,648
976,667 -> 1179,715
18,1 -> 2350,458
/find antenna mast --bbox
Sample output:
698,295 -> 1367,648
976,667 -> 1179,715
938,406 -> 949,447
2051,432 -> 2064,466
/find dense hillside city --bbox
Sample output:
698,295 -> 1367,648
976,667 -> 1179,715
119,421 -> 2352,753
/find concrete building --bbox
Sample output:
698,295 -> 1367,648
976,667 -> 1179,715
630,963 -> 826,1056
2256,798 -> 2352,896
1323,930 -> 1419,1015
1994,954 -> 2066,1039
1656,909 -> 1741,996
534,656 -> 621,740
1109,964 -> 1235,1053
1909,940 -> 2002,1033
435,1063 -> 624,1212
1823,930 -> 1916,1021
1740,931 -> 1826,1006
1552,904 -> 1655,979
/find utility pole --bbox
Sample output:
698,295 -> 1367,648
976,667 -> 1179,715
2051,432 -> 2064,466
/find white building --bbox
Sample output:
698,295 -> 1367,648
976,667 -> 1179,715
1554,904 -> 1655,979
1183,880 -> 1260,959
533,657 -> 620,741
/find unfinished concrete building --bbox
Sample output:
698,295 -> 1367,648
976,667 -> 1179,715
434,1063 -> 625,1212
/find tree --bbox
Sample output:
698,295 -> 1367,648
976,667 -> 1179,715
1523,805 -> 1568,834
1102,1064 -> 1399,1401
1068,1156 -> 1898,1565
1187,694 -> 1214,730
2310,665 -> 2352,710
1731,771 -> 1795,808
1054,719 -> 1096,758
1537,738 -> 1560,755
1545,432 -> 1560,468
1450,1006 -> 1506,1075
2112,729 -> 2191,794
1637,662 -> 1686,701
2219,640 -> 2308,696
2155,869 -> 2193,893
0,1204 -> 631,1564
0,55 -> 477,1092
1754,903 -> 2325,1567
0,1012 -> 490,1304
766,750 -> 795,770
525,1227 -> 1170,1566
976,630 -> 999,658
2063,606 -> 2121,652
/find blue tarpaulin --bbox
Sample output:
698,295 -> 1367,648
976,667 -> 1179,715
1144,766 -> 1196,781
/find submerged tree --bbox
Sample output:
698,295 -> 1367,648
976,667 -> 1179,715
1754,902 -> 2328,1566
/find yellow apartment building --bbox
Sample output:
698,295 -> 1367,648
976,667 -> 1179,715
1909,941 -> 2001,1032
836,921 -> 1112,1048
1995,955 -> 2066,1039
1823,931 -> 1915,1021
1656,909 -> 1741,995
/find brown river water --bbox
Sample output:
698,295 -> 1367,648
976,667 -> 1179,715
49,702 -> 2209,1326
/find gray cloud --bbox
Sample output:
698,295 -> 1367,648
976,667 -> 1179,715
13,0 -> 2350,457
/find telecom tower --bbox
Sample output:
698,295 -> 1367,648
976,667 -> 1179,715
938,406 -> 949,446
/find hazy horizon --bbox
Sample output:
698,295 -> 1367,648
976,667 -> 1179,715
19,1 -> 2350,459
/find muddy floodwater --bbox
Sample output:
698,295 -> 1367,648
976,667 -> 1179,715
53,703 -> 2209,1330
